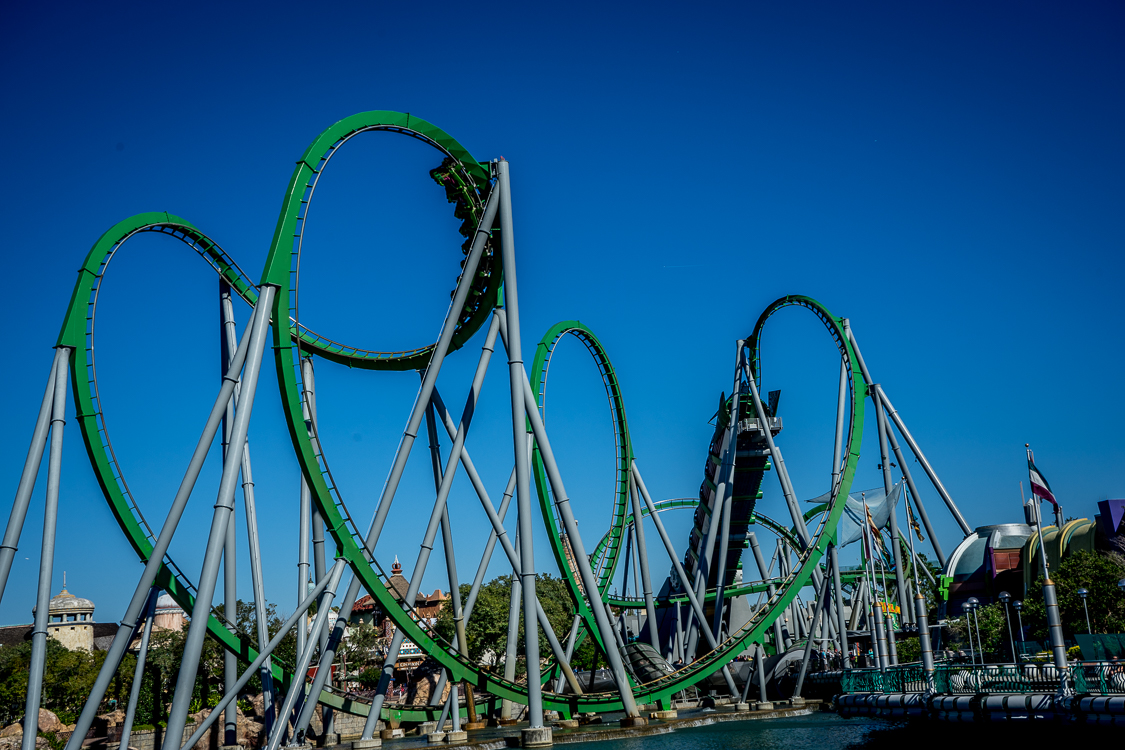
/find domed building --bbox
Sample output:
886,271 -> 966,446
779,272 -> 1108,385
45,588 -> 95,652
153,592 -> 185,632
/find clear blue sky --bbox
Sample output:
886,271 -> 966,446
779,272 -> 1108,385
1,2 -> 1122,625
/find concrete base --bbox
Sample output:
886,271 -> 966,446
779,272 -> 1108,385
521,727 -> 553,747
756,702 -> 775,711
416,722 -> 437,736
379,729 -> 404,740
618,717 -> 648,728
462,721 -> 488,731
222,745 -> 243,750
351,739 -> 381,750
444,731 -> 467,744
735,703 -> 751,712
318,733 -> 340,747
427,732 -> 446,744
648,710 -> 677,720
790,697 -> 806,707
554,720 -> 579,729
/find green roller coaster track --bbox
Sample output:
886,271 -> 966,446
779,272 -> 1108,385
53,111 -> 867,721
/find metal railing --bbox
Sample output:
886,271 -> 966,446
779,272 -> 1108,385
1073,662 -> 1125,696
842,662 -> 1125,696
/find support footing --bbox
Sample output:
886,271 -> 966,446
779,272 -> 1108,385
427,732 -> 446,744
380,729 -> 403,740
735,703 -> 750,712
444,730 -> 467,744
755,702 -> 775,711
649,710 -> 677,720
521,727 -> 553,747
618,717 -> 648,728
462,721 -> 487,731
351,740 -> 381,750
790,697 -> 806,707
554,720 -> 579,729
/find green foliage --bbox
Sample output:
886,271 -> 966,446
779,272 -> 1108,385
945,602 -> 1009,658
0,597 -> 301,729
353,668 -> 383,690
1019,551 -> 1125,640
0,640 -> 111,726
895,636 -> 920,663
338,621 -> 381,676
433,573 -> 577,670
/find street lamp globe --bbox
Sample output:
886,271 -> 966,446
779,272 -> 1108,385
998,591 -> 1011,603
1077,587 -> 1089,599
1013,600 -> 1022,611
1119,578 -> 1125,593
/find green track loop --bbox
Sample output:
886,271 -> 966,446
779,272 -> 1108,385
57,109 -> 869,717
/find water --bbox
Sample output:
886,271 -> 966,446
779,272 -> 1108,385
557,713 -> 887,750
552,711 -> 1123,750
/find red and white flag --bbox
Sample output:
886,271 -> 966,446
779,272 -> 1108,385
1027,450 -> 1057,508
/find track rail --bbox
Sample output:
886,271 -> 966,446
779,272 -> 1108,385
52,108 -> 868,716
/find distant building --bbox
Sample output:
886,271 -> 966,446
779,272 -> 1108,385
153,592 -> 185,632
45,587 -> 96,652
350,556 -> 448,671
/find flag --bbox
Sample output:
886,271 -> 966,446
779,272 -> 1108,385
1027,451 -> 1057,508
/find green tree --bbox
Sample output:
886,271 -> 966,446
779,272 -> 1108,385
433,573 -> 578,673
1018,550 -> 1125,640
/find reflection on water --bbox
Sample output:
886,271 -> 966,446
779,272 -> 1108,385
559,713 -> 886,750
557,711 -> 1121,750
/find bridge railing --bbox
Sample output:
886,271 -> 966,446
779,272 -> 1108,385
1073,662 -> 1125,695
841,663 -> 1088,695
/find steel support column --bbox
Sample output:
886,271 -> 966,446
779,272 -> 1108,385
23,349 -> 71,750
0,350 -> 62,605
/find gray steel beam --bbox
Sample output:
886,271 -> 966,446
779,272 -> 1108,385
874,389 -> 908,650
744,373 -> 810,548
500,533 -> 522,721
220,281 -> 238,748
843,322 -> 971,537
0,349 -> 62,605
424,402 -> 478,725
877,385 -> 946,567
710,343 -> 744,643
748,532 -> 785,650
828,543 -> 849,668
627,476 -> 660,651
793,573 -> 830,698
181,563 -> 339,750
360,183 -> 500,571
118,588 -> 158,750
685,422 -> 734,660
631,462 -> 739,696
831,360 -> 847,492
494,159 -> 545,728
22,349 -> 70,750
265,561 -> 346,750
221,288 -> 275,736
358,308 -> 502,739
162,285 -> 277,750
63,302 -> 259,750
507,343 -> 644,713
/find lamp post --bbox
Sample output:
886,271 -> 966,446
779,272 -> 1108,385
998,591 -> 1016,666
1013,600 -> 1024,662
961,602 -> 977,666
967,597 -> 983,665
1077,588 -> 1091,635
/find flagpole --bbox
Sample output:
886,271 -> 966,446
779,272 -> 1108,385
1026,444 -> 1068,675
862,493 -> 888,671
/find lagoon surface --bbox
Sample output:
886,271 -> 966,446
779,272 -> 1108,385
555,710 -> 1114,750
560,713 -> 889,750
